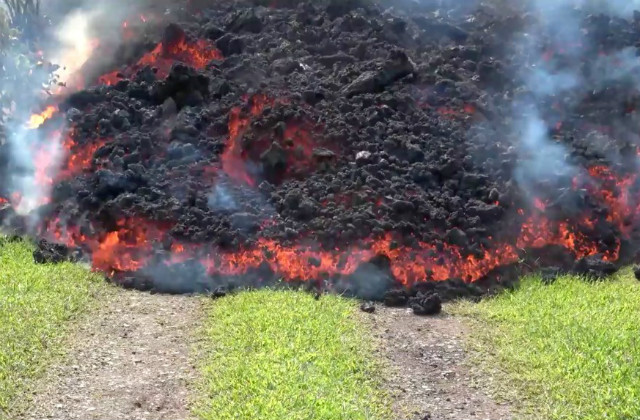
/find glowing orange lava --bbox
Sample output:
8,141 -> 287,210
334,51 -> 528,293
58,136 -> 108,180
99,34 -> 222,85
585,165 -> 635,233
221,94 -> 273,185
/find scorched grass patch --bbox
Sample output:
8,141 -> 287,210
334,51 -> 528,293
194,290 -> 390,420
453,270 -> 640,420
0,239 -> 106,416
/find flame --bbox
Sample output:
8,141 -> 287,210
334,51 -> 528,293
27,106 -> 57,129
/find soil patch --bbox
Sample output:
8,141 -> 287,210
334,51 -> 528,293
367,306 -> 513,420
20,291 -> 203,420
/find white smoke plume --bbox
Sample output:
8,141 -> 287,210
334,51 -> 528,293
508,0 -> 640,204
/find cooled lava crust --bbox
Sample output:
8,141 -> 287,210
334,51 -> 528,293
3,0 -> 640,302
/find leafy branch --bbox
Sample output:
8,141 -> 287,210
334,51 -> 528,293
2,0 -> 40,31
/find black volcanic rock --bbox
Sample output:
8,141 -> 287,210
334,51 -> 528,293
360,301 -> 376,313
573,256 -> 618,280
33,239 -> 70,264
383,289 -> 409,307
540,266 -> 561,285
409,292 -> 442,316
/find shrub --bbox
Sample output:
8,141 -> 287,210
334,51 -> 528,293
2,0 -> 40,32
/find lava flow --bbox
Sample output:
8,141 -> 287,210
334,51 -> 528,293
7,1 -> 640,301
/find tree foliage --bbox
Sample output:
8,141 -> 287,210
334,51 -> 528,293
0,1 -> 53,125
2,0 -> 40,32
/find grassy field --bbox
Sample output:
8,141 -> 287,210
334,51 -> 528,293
193,290 -> 391,420
0,239 -> 107,417
453,269 -> 640,420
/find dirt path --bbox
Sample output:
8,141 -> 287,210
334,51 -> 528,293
21,290 -> 203,420
367,306 -> 513,420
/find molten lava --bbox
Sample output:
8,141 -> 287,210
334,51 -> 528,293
220,94 -> 327,185
58,136 -> 108,180
92,220 -> 154,273
585,166 -> 635,234
98,32 -> 222,85
221,94 -> 273,185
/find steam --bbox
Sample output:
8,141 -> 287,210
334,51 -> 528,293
2,0 -> 152,221
208,183 -> 238,212
531,0 -> 640,16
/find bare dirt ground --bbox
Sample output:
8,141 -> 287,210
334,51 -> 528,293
366,306 -> 513,420
20,291 -> 203,420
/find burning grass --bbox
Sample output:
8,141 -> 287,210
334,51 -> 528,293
0,238 -> 107,416
453,271 -> 640,420
193,290 -> 391,420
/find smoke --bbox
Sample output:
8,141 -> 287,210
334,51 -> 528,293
1,0 -> 156,222
531,0 -> 640,17
208,183 -> 238,212
508,0 -> 640,205
48,0 -> 160,86
50,9 -> 98,86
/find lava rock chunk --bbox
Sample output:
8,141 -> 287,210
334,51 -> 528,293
360,301 -> 376,313
33,239 -> 71,264
573,255 -> 618,280
383,289 -> 409,307
409,292 -> 442,316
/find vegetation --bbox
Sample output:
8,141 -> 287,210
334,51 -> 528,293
0,238 -> 108,417
2,0 -> 39,32
194,290 -> 390,420
453,270 -> 640,420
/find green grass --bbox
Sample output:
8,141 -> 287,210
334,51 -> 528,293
0,238 -> 107,417
193,290 -> 391,420
452,269 -> 640,420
